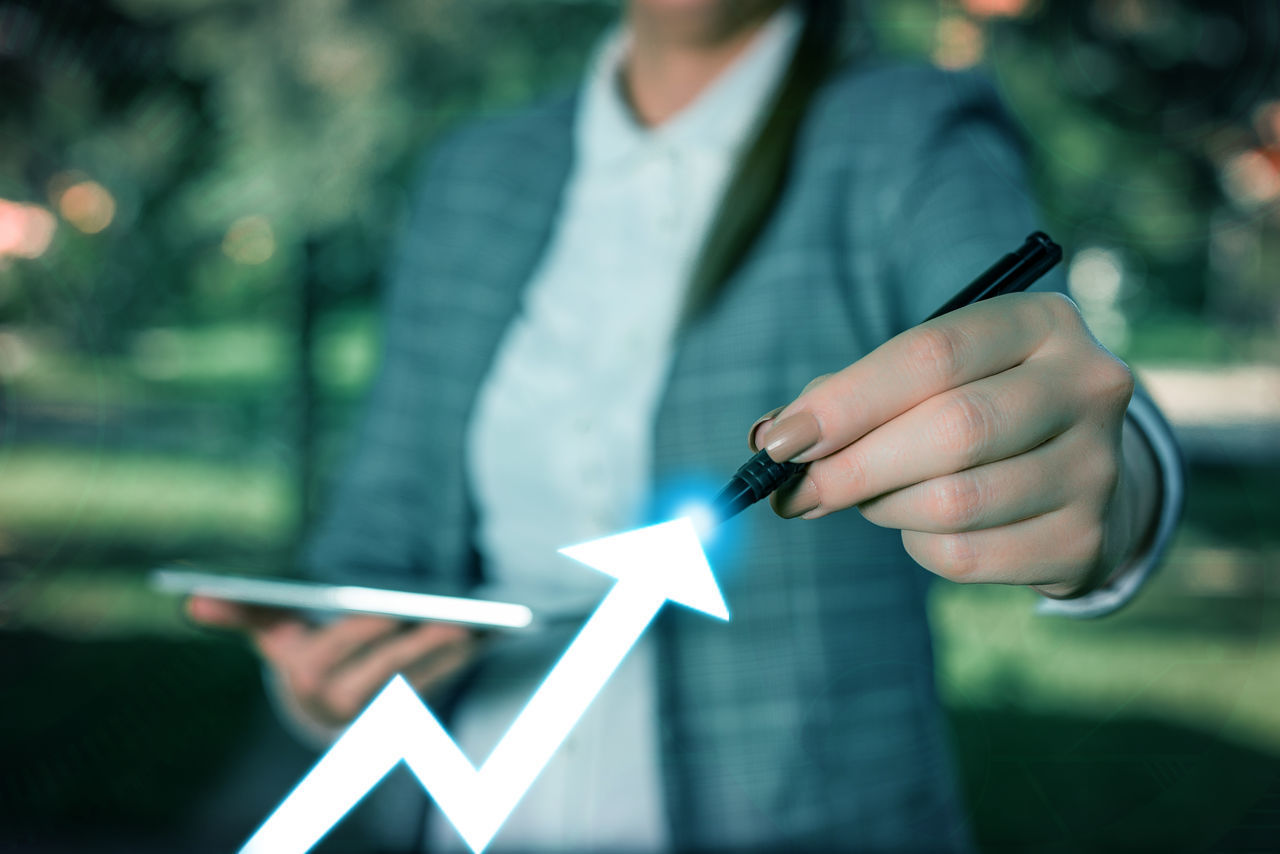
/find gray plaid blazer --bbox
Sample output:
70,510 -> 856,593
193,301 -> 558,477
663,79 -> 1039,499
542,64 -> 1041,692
305,62 -> 1063,852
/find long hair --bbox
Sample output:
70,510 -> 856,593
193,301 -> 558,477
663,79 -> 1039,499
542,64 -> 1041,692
679,0 -> 869,322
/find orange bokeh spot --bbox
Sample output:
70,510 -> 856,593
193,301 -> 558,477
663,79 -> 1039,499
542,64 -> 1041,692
933,17 -> 986,70
1222,148 -> 1280,207
58,180 -> 116,234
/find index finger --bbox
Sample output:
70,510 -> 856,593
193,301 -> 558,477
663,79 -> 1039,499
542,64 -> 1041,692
186,595 -> 308,661
768,293 -> 1064,463
187,595 -> 289,629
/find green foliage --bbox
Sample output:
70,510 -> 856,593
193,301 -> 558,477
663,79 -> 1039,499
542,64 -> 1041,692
1,0 -> 614,347
2,6 -> 1278,845
865,0 -> 1280,321
3,1 -> 1278,352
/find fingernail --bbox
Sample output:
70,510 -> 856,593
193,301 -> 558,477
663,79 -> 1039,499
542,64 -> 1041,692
772,473 -> 820,518
760,411 -> 821,462
747,406 -> 784,451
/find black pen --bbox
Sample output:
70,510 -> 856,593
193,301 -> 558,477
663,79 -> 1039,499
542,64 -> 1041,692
709,231 -> 1064,525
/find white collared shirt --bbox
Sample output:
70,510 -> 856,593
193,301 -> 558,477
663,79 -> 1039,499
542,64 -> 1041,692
441,7 -> 804,852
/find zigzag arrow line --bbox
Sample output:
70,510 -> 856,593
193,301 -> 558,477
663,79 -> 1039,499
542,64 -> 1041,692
240,517 -> 727,854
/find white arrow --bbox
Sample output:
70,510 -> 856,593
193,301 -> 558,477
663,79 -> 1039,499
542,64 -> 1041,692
240,517 -> 727,854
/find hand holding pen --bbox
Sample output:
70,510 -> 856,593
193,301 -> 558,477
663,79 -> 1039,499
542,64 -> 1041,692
724,233 -> 1161,600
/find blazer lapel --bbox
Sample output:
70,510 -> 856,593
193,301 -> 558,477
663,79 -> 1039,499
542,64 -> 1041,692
432,98 -> 579,580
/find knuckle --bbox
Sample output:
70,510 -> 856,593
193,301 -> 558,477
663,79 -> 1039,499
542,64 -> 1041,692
1095,451 -> 1123,502
1095,355 -> 1136,410
905,529 -> 980,581
933,533 -> 979,581
801,373 -> 834,395
1069,517 -> 1106,567
826,448 -> 870,503
1073,435 -> 1119,497
930,475 -> 984,531
907,326 -> 964,383
1040,291 -> 1083,327
932,391 -> 994,465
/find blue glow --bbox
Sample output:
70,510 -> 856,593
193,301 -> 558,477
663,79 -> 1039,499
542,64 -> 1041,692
649,472 -> 753,581
674,500 -> 717,541
238,518 -> 725,854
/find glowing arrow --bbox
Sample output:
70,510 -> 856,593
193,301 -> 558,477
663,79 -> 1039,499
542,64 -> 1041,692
240,517 -> 726,854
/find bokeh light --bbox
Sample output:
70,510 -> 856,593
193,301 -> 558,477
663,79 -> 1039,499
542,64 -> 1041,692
933,16 -> 985,69
0,330 -> 35,378
0,199 -> 57,260
56,180 -> 116,234
961,0 -> 1033,19
222,215 -> 276,265
1221,149 -> 1280,208
1068,246 -> 1129,352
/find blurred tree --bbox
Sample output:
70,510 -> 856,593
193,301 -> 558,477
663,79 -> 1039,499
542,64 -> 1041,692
4,0 -> 1279,357
2,0 -> 1278,528
0,0 -> 200,352
0,0 -> 613,354
868,0 -> 1280,339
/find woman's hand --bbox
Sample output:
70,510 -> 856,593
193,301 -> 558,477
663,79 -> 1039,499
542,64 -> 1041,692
187,597 -> 484,730
748,292 -> 1158,598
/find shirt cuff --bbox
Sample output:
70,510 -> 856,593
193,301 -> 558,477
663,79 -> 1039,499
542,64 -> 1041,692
1036,393 -> 1185,619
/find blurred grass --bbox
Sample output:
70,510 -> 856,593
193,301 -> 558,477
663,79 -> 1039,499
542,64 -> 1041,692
0,446 -> 293,549
4,529 -> 1276,850
8,310 -> 376,405
932,548 -> 1280,753
1,467 -> 1276,850
1123,314 -> 1280,366
2,315 -> 1277,849
8,306 -> 1271,410
0,632 -> 262,834
931,539 -> 1280,851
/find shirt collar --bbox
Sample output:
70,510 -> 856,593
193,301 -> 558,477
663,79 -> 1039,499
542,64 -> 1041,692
576,3 -> 803,168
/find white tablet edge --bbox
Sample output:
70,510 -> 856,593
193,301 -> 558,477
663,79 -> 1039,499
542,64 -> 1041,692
151,569 -> 535,630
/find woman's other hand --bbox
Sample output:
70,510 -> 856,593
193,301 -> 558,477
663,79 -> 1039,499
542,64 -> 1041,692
187,596 -> 483,730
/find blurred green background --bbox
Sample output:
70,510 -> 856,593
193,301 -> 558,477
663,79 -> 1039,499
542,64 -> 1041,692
1,0 -> 1278,851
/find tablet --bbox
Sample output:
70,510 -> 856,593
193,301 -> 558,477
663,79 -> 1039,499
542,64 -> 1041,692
151,568 -> 538,630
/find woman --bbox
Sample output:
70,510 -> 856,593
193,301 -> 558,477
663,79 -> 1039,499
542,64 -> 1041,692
191,1 -> 1182,850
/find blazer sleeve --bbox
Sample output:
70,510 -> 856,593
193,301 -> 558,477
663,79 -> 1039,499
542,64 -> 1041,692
873,67 -> 1184,617
298,140 -> 465,587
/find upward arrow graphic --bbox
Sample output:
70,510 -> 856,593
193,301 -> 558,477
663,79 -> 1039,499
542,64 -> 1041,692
240,517 -> 726,854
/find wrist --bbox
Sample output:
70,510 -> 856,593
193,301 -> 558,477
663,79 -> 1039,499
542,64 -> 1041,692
1108,417 -> 1161,583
